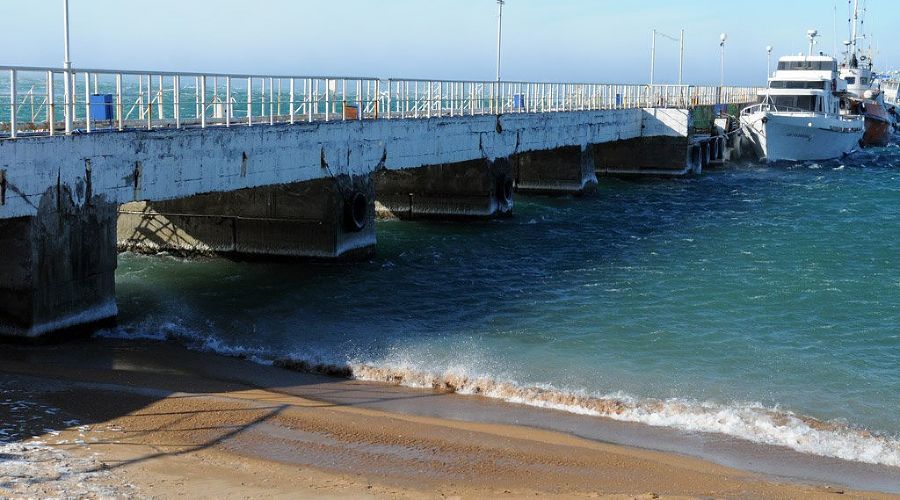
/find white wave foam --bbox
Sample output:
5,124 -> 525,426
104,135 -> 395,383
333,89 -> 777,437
98,328 -> 900,468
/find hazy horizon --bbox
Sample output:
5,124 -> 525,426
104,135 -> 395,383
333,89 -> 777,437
2,0 -> 897,86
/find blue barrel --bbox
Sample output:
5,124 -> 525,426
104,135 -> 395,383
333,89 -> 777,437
513,93 -> 525,110
90,94 -> 114,121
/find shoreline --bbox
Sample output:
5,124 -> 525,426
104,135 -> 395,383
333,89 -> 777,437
1,337 -> 898,498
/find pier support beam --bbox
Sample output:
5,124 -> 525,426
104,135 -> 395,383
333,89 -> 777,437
117,175 -> 375,259
511,146 -> 598,195
0,187 -> 118,339
374,158 -> 513,219
594,136 -> 698,176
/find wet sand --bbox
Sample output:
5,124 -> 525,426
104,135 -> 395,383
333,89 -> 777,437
1,338 -> 897,499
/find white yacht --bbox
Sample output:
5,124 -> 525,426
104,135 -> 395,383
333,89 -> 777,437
740,32 -> 864,162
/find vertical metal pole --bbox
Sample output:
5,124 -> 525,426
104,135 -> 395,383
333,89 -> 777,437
308,78 -> 314,122
158,75 -> 164,120
9,70 -> 17,139
269,78 -> 274,125
84,72 -> 91,133
174,75 -> 181,129
357,80 -> 363,121
289,79 -> 295,124
650,29 -> 656,86
225,76 -> 231,127
200,76 -> 206,128
47,71 -> 55,136
247,77 -> 252,126
679,29 -> 685,85
63,0 -> 73,135
146,75 -> 152,130
116,73 -> 123,131
496,0 -> 504,84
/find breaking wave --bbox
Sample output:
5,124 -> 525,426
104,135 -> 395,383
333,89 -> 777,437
97,325 -> 900,468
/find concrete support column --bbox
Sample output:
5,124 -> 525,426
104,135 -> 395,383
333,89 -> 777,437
511,146 -> 598,195
593,136 -> 694,176
0,187 -> 118,339
374,158 -> 513,220
117,174 -> 376,260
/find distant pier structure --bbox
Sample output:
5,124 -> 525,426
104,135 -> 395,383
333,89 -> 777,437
0,66 -> 760,338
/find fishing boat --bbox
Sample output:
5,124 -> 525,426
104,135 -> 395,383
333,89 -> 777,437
838,0 -> 894,146
740,31 -> 864,162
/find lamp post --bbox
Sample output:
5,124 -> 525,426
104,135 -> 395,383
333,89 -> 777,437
719,33 -> 727,87
496,0 -> 504,83
649,29 -> 685,86
766,45 -> 773,78
63,0 -> 73,135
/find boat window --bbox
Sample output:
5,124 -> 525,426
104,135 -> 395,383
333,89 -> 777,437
845,77 -> 857,84
860,77 -> 869,85
796,95 -> 817,111
770,81 -> 825,89
777,61 -> 836,71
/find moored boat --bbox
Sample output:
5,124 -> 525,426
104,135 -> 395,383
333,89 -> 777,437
740,32 -> 864,163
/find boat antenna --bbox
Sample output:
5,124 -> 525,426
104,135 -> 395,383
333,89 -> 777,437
807,29 -> 819,57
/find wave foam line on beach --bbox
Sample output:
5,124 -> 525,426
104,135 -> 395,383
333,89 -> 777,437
97,326 -> 900,468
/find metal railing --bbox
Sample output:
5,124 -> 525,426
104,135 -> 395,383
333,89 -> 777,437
0,65 -> 763,139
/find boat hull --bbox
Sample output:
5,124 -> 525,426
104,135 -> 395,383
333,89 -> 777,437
862,103 -> 893,147
740,112 -> 864,162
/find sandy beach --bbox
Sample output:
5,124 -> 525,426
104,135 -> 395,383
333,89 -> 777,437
0,338 -> 895,499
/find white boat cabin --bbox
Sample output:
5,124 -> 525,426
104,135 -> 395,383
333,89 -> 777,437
763,55 -> 845,114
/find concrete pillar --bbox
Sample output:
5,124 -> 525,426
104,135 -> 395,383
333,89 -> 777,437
374,158 -> 513,219
593,136 -> 694,176
511,146 -> 598,195
117,174 -> 375,259
0,186 -> 118,339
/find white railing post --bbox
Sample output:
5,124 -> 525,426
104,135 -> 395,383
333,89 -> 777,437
200,76 -> 206,129
289,79 -> 295,124
268,77 -> 274,125
9,70 -> 17,139
47,71 -> 55,136
84,72 -> 91,133
225,76 -> 231,128
174,75 -> 181,129
357,80 -> 363,121
247,77 -> 253,126
386,79 -> 392,119
116,73 -> 123,131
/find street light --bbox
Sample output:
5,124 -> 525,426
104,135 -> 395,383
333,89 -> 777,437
496,0 -> 504,83
766,45 -> 773,78
649,28 -> 685,86
719,33 -> 727,87
63,0 -> 73,135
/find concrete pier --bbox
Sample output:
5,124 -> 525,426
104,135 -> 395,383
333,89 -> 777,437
375,159 -> 513,219
0,101 -> 755,338
512,146 -> 598,195
118,175 -> 375,259
0,186 -> 117,338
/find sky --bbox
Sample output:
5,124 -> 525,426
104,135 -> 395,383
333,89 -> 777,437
2,1 -> 897,86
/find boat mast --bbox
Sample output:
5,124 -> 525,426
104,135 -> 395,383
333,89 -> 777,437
849,0 -> 860,67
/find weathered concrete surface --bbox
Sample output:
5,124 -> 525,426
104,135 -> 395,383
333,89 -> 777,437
0,108 -> 681,220
0,107 -> 693,337
512,146 -> 598,195
594,136 -> 696,175
0,186 -> 117,338
118,175 -> 375,259
374,159 -> 513,219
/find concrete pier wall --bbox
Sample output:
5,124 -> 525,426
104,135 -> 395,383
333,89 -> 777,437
118,175 -> 376,259
0,107 -> 693,337
0,187 -> 117,338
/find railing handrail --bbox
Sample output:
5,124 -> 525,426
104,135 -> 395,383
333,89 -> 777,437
0,64 -> 762,90
0,64 -> 764,140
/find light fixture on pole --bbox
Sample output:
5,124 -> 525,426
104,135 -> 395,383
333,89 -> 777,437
766,45 -> 773,77
719,33 -> 727,87
649,29 -> 685,86
496,0 -> 504,83
63,0 -> 73,135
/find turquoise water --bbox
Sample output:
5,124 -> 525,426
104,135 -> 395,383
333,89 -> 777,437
112,145 -> 900,466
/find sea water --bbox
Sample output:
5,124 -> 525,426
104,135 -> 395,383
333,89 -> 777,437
110,144 -> 900,467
